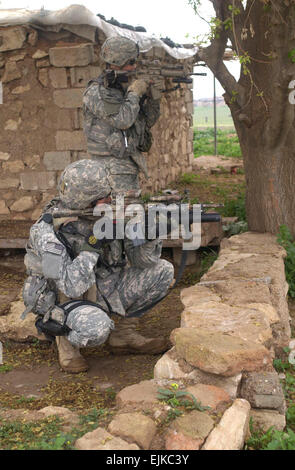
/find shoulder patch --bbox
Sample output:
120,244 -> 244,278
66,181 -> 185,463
100,86 -> 124,116
45,242 -> 65,255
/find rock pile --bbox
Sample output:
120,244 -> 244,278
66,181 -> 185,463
151,231 -> 290,448
0,233 -> 291,450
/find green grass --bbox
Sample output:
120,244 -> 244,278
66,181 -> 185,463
193,128 -> 242,158
0,365 -> 13,373
0,408 -> 110,450
246,356 -> 295,450
277,225 -> 295,298
246,424 -> 295,450
219,192 -> 247,221
157,384 -> 210,424
194,105 -> 234,128
243,227 -> 295,449
199,249 -> 219,277
0,417 -> 72,450
178,173 -> 200,185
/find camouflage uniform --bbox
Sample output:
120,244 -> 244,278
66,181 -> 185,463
83,37 -> 160,192
23,160 -> 174,349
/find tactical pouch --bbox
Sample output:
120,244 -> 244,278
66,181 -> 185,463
137,126 -> 153,153
105,131 -> 125,158
35,305 -> 71,340
35,317 -> 70,339
131,117 -> 153,153
22,275 -> 56,319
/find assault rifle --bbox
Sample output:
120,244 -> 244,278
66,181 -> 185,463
135,59 -> 207,93
106,60 -> 207,97
51,192 -> 223,302
51,191 -> 222,244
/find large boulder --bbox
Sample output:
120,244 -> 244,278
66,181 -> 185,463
202,399 -> 250,450
75,427 -> 139,450
108,412 -> 157,450
240,372 -> 286,413
0,27 -> 26,52
165,410 -> 214,450
171,328 -> 272,377
181,302 -> 273,346
154,348 -> 242,398
116,380 -> 160,412
201,232 -> 291,349
0,299 -> 46,342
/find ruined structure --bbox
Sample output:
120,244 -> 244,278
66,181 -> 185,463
0,5 -> 197,222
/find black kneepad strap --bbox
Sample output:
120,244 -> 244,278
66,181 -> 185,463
35,316 -> 71,341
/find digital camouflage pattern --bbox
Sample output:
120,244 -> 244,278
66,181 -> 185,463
100,36 -> 139,67
85,155 -> 140,193
66,304 -> 114,348
83,77 -> 140,157
83,75 -> 160,191
58,159 -> 111,209
117,259 -> 174,315
27,220 -> 99,298
23,201 -> 174,348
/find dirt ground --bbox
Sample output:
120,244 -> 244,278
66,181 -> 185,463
0,169 -> 242,417
0,247 -> 207,413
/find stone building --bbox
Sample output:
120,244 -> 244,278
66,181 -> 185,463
0,5 -> 198,222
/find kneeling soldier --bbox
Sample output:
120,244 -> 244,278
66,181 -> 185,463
22,159 -> 174,373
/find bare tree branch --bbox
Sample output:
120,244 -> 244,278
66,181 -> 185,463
196,0 -> 246,107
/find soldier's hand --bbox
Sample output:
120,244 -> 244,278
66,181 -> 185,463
150,86 -> 162,100
128,79 -> 148,97
150,77 -> 165,100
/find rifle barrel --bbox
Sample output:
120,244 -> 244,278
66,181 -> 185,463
200,213 -> 221,223
52,210 -> 94,218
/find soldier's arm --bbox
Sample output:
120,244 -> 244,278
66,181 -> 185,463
83,84 -> 140,130
32,221 -> 99,298
124,239 -> 163,269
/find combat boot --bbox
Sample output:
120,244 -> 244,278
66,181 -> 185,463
108,317 -> 169,355
56,336 -> 89,373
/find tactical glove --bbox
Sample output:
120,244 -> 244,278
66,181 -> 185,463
128,79 -> 148,97
150,76 -> 165,100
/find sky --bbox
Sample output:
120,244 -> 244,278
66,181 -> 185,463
0,0 -> 241,99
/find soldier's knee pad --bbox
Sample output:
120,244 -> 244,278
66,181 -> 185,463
65,304 -> 115,348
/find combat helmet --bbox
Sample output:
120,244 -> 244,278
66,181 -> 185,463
58,159 -> 111,210
100,36 -> 139,67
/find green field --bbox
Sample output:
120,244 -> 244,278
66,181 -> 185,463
193,128 -> 242,158
194,104 -> 234,128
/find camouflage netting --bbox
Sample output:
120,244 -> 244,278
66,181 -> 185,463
0,4 -> 199,60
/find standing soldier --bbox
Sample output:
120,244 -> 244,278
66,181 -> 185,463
83,36 -> 161,192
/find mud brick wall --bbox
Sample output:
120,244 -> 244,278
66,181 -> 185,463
0,25 -> 195,221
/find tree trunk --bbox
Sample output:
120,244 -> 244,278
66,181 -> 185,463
227,1 -> 295,236
230,102 -> 295,235
197,0 -> 295,235
238,135 -> 295,235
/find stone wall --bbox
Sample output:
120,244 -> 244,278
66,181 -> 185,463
77,232 -> 288,450
0,232 -> 291,449
150,232 -> 291,448
0,25 -> 194,221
